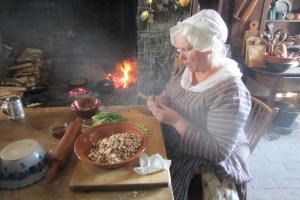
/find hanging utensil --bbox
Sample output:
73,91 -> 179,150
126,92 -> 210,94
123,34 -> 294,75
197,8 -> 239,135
266,22 -> 274,40
178,0 -> 190,7
168,3 -> 177,12
151,2 -> 163,12
262,35 -> 271,47
140,10 -> 149,21
145,0 -> 153,5
148,13 -> 154,22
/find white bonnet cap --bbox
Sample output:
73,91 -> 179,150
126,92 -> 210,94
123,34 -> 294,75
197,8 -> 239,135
170,9 -> 228,52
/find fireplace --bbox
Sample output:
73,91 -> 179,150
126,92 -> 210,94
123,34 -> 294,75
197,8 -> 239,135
0,0 -> 191,106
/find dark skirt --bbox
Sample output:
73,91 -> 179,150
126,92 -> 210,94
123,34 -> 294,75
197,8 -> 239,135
161,124 -> 203,200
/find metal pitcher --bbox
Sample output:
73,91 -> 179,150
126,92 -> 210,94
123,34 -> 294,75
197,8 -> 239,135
1,96 -> 26,120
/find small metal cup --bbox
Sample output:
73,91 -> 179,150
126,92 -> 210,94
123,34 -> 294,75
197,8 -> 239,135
1,96 -> 26,120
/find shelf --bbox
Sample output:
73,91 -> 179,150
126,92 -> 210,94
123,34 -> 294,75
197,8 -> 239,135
266,20 -> 300,22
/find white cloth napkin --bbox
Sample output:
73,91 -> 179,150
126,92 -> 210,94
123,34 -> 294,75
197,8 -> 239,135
133,153 -> 171,175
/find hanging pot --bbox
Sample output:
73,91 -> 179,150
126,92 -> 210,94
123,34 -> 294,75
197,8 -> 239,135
96,79 -> 115,94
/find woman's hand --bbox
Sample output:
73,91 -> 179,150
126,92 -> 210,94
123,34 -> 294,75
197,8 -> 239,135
147,95 -> 166,112
151,101 -> 188,135
151,101 -> 180,125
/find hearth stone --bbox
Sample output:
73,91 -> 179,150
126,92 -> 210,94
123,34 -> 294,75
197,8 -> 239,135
45,80 -> 139,107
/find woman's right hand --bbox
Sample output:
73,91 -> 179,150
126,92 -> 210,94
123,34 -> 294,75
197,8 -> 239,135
147,95 -> 167,112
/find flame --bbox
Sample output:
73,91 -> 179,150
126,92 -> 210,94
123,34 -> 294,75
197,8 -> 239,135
106,60 -> 137,89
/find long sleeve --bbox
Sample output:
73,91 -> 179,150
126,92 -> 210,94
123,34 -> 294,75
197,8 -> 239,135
159,64 -> 252,183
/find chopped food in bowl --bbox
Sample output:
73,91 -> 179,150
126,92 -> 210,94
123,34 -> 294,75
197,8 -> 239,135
74,122 -> 148,169
88,133 -> 142,164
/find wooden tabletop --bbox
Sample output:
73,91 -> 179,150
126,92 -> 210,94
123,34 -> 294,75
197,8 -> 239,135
0,105 -> 174,200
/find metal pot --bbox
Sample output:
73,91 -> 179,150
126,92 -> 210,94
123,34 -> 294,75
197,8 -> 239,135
271,101 -> 300,127
96,79 -> 115,94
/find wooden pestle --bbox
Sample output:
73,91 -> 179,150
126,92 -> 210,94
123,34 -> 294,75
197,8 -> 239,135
46,117 -> 83,182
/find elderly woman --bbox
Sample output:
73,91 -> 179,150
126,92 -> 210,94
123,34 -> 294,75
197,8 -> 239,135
147,9 -> 252,200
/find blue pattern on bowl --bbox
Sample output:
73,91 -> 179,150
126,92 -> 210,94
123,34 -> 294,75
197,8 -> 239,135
0,154 -> 50,182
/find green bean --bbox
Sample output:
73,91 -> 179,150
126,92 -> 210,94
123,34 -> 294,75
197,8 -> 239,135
137,125 -> 150,137
92,112 -> 127,123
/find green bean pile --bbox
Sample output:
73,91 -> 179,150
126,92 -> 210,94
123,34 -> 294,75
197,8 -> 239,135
92,112 -> 127,123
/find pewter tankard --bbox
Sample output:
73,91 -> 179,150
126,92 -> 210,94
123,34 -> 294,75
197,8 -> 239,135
1,96 -> 26,120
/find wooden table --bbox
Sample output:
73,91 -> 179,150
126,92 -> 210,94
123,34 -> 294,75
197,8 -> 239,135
241,65 -> 300,108
0,105 -> 174,200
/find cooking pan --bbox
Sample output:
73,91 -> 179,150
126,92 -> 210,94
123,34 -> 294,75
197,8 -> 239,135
12,85 -> 48,94
67,78 -> 88,89
22,95 -> 48,108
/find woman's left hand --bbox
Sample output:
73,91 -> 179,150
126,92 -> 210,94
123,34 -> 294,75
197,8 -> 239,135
152,100 -> 182,125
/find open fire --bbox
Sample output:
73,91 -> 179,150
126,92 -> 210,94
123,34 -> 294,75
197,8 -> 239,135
68,59 -> 138,97
107,59 -> 137,89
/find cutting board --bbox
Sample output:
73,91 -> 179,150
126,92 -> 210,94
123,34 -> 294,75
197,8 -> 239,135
242,20 -> 260,60
69,108 -> 171,191
246,37 -> 266,68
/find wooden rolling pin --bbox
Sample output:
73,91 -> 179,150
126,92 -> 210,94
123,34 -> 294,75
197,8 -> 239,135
46,117 -> 82,182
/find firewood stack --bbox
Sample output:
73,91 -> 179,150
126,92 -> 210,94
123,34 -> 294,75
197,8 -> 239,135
8,48 -> 52,87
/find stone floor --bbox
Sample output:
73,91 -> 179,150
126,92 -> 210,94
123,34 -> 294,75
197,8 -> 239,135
247,117 -> 300,200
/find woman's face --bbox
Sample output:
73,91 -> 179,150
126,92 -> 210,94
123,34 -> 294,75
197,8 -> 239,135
176,34 -> 211,73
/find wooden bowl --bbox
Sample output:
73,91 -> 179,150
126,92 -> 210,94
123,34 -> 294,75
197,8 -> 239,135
264,60 -> 294,73
263,53 -> 297,64
283,41 -> 294,46
70,98 -> 101,119
74,122 -> 148,170
293,13 -> 300,20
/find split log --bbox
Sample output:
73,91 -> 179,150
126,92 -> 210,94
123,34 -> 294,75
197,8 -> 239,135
25,81 -> 37,87
27,76 -> 37,82
15,66 -> 40,73
1,78 -> 25,87
0,86 -> 26,102
13,76 -> 29,84
13,72 -> 41,78
9,63 -> 34,71
13,76 -> 37,84
45,59 -> 52,66
16,52 -> 44,64
22,48 -> 44,55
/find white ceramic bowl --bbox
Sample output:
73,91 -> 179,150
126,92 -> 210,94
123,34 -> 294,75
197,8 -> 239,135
0,139 -> 50,190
